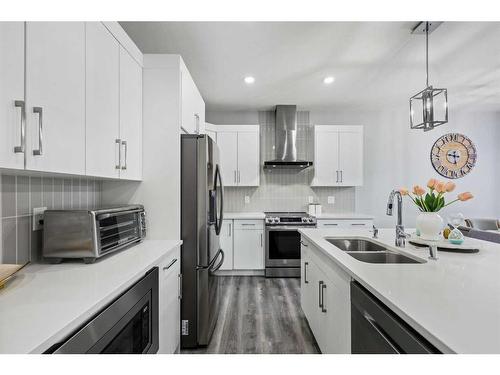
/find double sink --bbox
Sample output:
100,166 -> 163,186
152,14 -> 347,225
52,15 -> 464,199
326,238 -> 425,264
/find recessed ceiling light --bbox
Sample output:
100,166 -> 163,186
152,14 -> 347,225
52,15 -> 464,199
323,76 -> 335,84
244,76 -> 255,84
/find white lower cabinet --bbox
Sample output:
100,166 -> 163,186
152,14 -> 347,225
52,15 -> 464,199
301,238 -> 351,353
158,247 -> 181,354
219,220 -> 234,270
233,220 -> 264,270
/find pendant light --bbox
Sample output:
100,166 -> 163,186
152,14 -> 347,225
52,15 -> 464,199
410,21 -> 448,132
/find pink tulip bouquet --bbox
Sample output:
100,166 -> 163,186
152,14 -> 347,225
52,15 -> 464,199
399,179 -> 473,213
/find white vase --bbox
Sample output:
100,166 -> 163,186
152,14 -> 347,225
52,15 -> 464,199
416,212 -> 444,241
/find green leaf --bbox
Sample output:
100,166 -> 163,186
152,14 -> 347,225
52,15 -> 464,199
425,194 -> 435,212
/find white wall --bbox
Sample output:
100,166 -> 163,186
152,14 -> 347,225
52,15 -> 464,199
102,59 -> 181,240
208,108 -> 499,227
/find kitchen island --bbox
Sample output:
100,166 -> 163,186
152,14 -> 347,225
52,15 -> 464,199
298,228 -> 500,354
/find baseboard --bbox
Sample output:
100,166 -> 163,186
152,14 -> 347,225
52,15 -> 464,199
214,270 -> 265,276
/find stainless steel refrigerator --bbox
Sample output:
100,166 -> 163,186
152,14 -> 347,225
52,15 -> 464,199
180,134 -> 224,348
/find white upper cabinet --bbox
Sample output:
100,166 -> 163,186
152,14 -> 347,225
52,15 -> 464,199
213,125 -> 260,187
0,22 -> 25,170
180,61 -> 205,135
338,129 -> 363,186
313,129 -> 339,186
237,131 -> 260,186
25,22 -> 86,175
119,46 -> 143,181
1,22 -> 142,180
313,125 -> 363,186
217,131 -> 238,186
85,22 -> 120,179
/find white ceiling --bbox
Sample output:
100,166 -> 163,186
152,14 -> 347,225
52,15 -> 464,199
120,22 -> 500,112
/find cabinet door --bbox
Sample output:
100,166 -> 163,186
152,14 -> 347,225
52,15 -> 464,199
218,220 -> 234,270
0,22 -> 25,170
233,229 -> 264,270
216,132 -> 238,186
180,66 -> 198,134
313,129 -> 339,186
301,244 -> 320,336
194,92 -> 205,134
159,252 -> 181,354
119,46 -> 143,180
85,22 -> 120,178
339,130 -> 363,186
25,22 -> 86,175
237,131 -> 260,186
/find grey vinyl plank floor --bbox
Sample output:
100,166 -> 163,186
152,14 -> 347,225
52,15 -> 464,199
181,276 -> 320,354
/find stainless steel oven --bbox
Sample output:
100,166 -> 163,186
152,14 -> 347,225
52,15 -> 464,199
47,267 -> 159,354
265,212 -> 316,278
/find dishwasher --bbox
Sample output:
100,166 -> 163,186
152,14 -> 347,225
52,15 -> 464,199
350,281 -> 440,354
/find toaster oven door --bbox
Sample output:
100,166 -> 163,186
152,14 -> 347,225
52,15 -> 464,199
96,209 -> 144,255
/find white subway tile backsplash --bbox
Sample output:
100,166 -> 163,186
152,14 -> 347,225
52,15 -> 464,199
0,173 -> 103,264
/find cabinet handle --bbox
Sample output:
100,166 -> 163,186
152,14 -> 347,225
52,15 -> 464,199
234,170 -> 236,184
340,170 -> 343,183
115,139 -> 121,169
14,100 -> 25,153
304,262 -> 309,284
241,223 -> 255,226
260,233 -> 263,247
318,281 -> 323,308
351,223 -> 366,226
336,170 -> 339,183
238,170 -> 241,183
194,114 -> 200,134
321,283 -> 327,313
32,107 -> 43,156
121,140 -> 128,170
178,273 -> 183,300
324,223 -> 338,227
228,223 -> 231,237
163,258 -> 177,270
300,240 -> 308,247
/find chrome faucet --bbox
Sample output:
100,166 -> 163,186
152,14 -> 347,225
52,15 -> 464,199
386,190 -> 409,247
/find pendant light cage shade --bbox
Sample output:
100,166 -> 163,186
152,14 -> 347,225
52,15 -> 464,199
410,85 -> 448,131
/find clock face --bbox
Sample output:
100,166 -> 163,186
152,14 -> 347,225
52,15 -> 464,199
430,133 -> 477,179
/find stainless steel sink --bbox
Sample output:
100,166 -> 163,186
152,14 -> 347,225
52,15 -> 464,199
326,238 -> 388,252
348,252 -> 424,264
326,237 -> 425,264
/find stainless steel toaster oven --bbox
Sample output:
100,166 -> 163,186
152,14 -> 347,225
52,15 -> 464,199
43,205 -> 146,263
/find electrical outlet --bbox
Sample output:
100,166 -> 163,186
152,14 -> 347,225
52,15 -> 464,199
328,196 -> 335,205
308,196 -> 314,203
33,207 -> 47,231
244,196 -> 250,204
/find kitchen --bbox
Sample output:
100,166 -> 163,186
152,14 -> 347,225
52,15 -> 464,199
1,1 -> 500,372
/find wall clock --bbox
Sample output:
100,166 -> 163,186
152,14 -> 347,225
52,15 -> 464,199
430,133 -> 477,179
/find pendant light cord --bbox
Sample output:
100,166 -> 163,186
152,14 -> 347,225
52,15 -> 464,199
426,21 -> 429,87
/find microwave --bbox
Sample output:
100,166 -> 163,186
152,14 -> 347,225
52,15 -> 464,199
43,205 -> 146,263
46,267 -> 159,354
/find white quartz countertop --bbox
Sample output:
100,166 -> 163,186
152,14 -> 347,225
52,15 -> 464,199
224,212 -> 266,219
0,239 -> 182,354
298,228 -> 500,354
313,213 -> 374,220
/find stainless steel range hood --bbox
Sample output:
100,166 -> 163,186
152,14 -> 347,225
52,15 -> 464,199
263,105 -> 313,169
